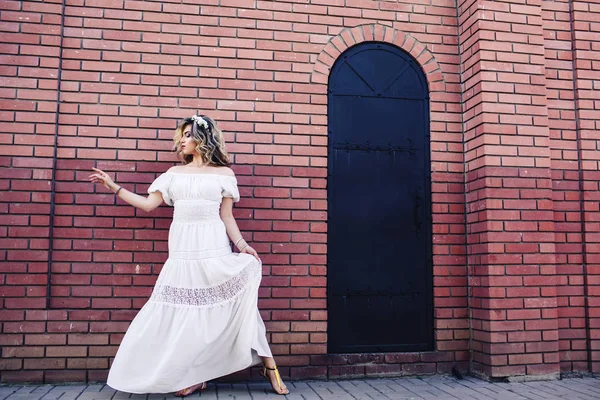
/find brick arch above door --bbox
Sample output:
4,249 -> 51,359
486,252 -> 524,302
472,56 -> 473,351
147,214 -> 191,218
310,24 -> 446,92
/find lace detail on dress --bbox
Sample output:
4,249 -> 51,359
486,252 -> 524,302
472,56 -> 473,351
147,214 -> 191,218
149,261 -> 260,307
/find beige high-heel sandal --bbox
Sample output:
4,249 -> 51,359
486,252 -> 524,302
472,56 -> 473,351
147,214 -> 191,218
260,365 -> 289,395
175,381 -> 207,397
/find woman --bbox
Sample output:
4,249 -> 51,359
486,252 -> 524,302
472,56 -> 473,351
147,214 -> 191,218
89,115 -> 289,397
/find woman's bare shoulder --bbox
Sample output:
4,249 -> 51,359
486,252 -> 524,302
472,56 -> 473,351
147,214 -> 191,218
216,166 -> 235,177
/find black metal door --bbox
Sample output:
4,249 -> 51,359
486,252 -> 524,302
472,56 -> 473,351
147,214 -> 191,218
327,42 -> 433,353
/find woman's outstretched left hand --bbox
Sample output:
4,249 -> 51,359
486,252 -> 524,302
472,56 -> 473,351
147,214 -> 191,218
89,167 -> 117,192
241,245 -> 261,262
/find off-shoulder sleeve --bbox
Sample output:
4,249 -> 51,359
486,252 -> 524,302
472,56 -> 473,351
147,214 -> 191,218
147,172 -> 174,206
220,175 -> 240,203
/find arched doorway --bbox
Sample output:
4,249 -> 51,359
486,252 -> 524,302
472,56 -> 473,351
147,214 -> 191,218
327,42 -> 433,353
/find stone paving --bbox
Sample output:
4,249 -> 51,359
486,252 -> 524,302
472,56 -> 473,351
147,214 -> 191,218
1,375 -> 600,400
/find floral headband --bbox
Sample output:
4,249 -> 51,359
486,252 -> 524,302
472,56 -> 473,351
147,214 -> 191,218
191,115 -> 209,130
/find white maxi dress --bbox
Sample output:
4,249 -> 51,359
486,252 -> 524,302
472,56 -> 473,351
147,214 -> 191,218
106,171 -> 273,394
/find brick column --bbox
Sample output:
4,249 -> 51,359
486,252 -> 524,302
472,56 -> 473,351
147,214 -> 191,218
459,0 -> 560,378
572,0 -> 600,374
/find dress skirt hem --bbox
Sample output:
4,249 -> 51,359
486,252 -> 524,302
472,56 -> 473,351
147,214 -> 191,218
107,347 -> 270,394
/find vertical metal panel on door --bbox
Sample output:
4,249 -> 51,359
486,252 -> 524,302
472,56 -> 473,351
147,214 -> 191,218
327,42 -> 433,353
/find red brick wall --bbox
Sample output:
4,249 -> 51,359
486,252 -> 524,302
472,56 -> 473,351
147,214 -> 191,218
459,0 -> 599,379
0,0 -> 598,383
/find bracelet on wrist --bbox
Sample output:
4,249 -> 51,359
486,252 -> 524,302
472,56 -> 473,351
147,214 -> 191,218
114,186 -> 122,195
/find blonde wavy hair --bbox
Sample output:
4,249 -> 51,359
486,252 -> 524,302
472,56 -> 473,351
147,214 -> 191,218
173,115 -> 230,166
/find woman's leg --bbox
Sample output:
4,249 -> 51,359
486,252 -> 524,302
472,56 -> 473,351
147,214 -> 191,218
260,356 -> 289,395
